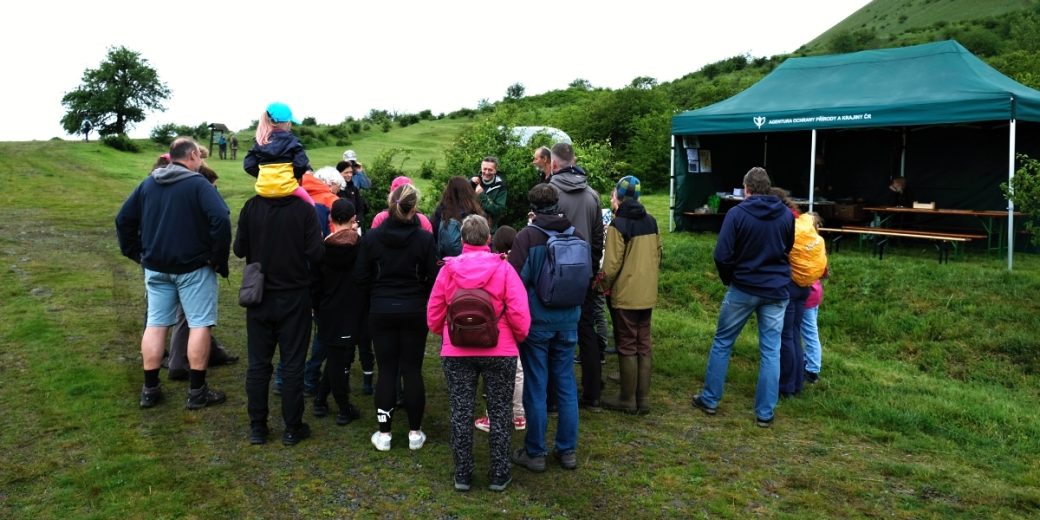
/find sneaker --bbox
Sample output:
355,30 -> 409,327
371,431 -> 391,452
186,385 -> 226,410
312,400 -> 329,417
249,424 -> 269,445
474,416 -> 491,433
512,416 -> 527,431
408,430 -> 427,450
335,405 -> 360,426
488,474 -> 512,492
804,371 -> 819,384
454,472 -> 473,492
511,448 -> 546,473
139,384 -> 162,408
554,450 -> 578,470
282,423 -> 311,446
690,394 -> 717,416
756,416 -> 774,428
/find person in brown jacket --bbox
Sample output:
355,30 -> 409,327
597,176 -> 662,415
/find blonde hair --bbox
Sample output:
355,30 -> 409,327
388,183 -> 420,223
254,111 -> 291,146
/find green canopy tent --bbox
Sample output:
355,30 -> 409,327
670,40 -> 1040,269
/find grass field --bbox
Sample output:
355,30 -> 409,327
1,134 -> 1039,518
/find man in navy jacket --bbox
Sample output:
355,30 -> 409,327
691,167 -> 794,428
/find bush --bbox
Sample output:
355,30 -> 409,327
362,148 -> 413,226
1001,154 -> 1040,246
419,159 -> 437,180
102,134 -> 141,153
350,122 -> 362,133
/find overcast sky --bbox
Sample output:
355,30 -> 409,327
2,0 -> 871,142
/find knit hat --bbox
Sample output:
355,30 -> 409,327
390,176 -> 413,193
616,175 -> 641,200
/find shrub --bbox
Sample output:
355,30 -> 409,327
102,134 -> 140,152
301,116 -> 317,126
419,159 -> 437,180
363,148 -> 414,226
350,122 -> 362,133
1001,154 -> 1040,245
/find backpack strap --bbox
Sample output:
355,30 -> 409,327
530,224 -> 575,237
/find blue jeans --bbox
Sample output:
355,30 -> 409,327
801,306 -> 821,374
700,285 -> 787,421
520,329 -> 579,457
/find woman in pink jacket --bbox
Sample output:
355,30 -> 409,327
427,214 -> 531,493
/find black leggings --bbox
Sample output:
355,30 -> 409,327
319,343 -> 356,412
369,312 -> 427,432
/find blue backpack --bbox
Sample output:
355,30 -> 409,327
530,225 -> 592,307
437,218 -> 463,259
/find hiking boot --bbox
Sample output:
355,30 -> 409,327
554,450 -> 578,470
691,394 -> 717,416
249,424 -> 269,445
139,384 -> 162,408
488,474 -> 512,492
312,400 -> 329,418
511,448 -> 546,473
474,416 -> 491,432
371,431 -> 392,452
282,423 -> 311,446
186,385 -> 226,410
408,430 -> 427,450
336,404 -> 360,426
804,371 -> 819,384
454,471 -> 473,492
756,416 -> 774,428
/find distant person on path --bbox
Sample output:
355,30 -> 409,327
243,101 -> 315,205
598,176 -> 662,415
230,134 -> 239,160
116,137 -> 231,411
234,163 -> 325,446
691,167 -> 794,428
218,134 -> 227,160
508,184 -> 584,473
354,183 -> 439,452
427,215 -> 530,492
470,156 -> 507,230
548,142 -> 604,410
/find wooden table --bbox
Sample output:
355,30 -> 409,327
862,206 -> 1024,255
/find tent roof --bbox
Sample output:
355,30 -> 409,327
672,40 -> 1040,135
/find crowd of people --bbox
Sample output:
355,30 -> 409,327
116,101 -> 829,493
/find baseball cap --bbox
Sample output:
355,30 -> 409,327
343,150 -> 359,163
616,175 -> 641,200
266,101 -> 300,124
390,176 -> 413,193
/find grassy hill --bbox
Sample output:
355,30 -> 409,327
2,129 -> 1040,517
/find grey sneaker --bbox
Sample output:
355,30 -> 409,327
756,416 -> 774,428
186,385 -> 226,410
140,384 -> 162,408
512,448 -> 546,473
454,472 -> 473,492
691,394 -> 717,415
554,450 -> 578,470
488,474 -> 512,492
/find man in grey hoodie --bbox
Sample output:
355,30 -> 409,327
116,137 -> 231,411
547,143 -> 605,409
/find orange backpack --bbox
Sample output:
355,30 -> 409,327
789,213 -> 827,287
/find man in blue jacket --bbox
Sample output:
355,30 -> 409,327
691,167 -> 794,427
116,137 -> 231,411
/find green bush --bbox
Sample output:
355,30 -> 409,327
419,159 -> 437,180
1001,154 -> 1040,245
363,148 -> 413,226
102,134 -> 140,153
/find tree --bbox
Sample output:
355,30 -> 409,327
505,82 -> 526,100
61,46 -> 170,137
569,78 -> 592,90
629,76 -> 658,89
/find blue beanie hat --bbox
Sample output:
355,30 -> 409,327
616,175 -> 641,200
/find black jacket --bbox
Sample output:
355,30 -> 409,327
353,214 -> 439,314
233,195 -> 324,292
317,228 -> 365,346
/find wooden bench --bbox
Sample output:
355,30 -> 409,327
818,226 -> 986,263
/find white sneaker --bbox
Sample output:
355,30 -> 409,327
371,431 -> 391,451
408,430 -> 427,450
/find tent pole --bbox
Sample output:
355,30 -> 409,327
763,135 -> 768,167
669,134 -> 676,232
1008,119 -> 1016,271
900,128 -> 907,178
808,129 -> 817,212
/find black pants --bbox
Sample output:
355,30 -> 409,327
355,318 -> 375,373
577,284 -> 602,402
779,281 -> 811,396
442,356 -> 516,481
370,312 -> 427,432
245,288 -> 311,429
318,342 -> 356,412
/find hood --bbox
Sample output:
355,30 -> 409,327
377,215 -> 421,247
549,166 -> 589,193
736,195 -> 789,221
530,213 -> 573,232
615,199 -> 647,219
325,227 -> 360,246
151,162 -> 201,185
444,246 -> 505,289
254,129 -> 299,160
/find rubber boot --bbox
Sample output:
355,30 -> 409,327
602,355 -> 638,414
635,355 -> 652,415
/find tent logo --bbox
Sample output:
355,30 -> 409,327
753,116 -> 766,129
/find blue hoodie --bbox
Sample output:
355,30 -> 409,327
713,195 -> 794,300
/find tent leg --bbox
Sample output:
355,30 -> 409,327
1008,119 -> 1016,271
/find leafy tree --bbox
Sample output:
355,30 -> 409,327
1002,154 -> 1040,246
301,116 -> 317,126
568,78 -> 592,90
629,76 -> 658,89
60,46 -> 170,137
505,82 -> 526,100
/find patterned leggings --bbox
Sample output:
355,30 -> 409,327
442,356 -> 517,481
